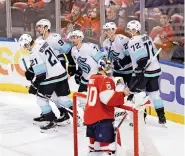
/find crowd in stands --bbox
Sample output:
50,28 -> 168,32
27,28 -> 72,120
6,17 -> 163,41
0,0 -> 184,63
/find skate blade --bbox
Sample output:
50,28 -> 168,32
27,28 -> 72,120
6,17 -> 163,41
55,119 -> 71,126
33,121 -> 45,126
160,123 -> 167,128
40,123 -> 57,133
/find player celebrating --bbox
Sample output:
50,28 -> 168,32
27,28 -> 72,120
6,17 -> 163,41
68,30 -> 105,92
126,20 -> 166,125
84,57 -> 148,155
18,34 -> 72,130
35,19 -> 76,123
102,22 -> 132,85
35,19 -> 76,75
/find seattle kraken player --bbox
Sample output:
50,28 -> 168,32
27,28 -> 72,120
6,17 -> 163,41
35,19 -> 76,124
35,19 -> 76,75
18,34 -> 73,130
102,22 -> 132,85
68,30 -> 104,92
126,20 -> 166,124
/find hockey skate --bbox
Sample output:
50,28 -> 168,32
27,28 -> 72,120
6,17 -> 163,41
156,107 -> 167,127
40,111 -> 57,132
54,111 -> 71,126
33,113 -> 46,126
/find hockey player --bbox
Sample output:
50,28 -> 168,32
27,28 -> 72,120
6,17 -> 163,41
18,34 -> 73,130
102,22 -> 132,85
126,20 -> 166,124
68,30 -> 105,92
35,19 -> 76,75
84,57 -> 148,156
35,19 -> 76,123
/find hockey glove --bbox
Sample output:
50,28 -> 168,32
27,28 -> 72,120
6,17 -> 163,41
68,64 -> 76,76
127,94 -> 134,101
134,67 -> 144,81
25,67 -> 35,81
75,68 -> 82,85
28,84 -> 38,95
119,56 -> 132,68
113,60 -> 122,70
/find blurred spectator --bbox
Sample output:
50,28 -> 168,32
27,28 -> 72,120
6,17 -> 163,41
171,37 -> 184,63
0,0 -> 5,9
65,2 -> 89,28
61,0 -> 74,14
150,11 -> 175,59
82,0 -> 99,15
150,0 -> 184,7
83,6 -> 100,40
28,0 -> 45,8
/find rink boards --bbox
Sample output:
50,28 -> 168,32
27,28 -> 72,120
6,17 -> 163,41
0,40 -> 184,124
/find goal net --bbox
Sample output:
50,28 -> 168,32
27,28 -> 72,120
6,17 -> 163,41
72,92 -> 161,156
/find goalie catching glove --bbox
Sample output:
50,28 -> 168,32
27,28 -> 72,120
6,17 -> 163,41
126,92 -> 149,110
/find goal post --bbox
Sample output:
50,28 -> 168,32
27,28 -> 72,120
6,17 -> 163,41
72,92 -> 161,156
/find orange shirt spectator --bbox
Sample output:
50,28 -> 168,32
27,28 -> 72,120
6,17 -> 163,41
150,13 -> 175,51
28,0 -> 44,8
65,3 -> 89,29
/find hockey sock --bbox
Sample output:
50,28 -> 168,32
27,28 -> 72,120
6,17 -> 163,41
37,96 -> 52,115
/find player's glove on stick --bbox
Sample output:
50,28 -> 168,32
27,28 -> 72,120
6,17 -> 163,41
113,60 -> 122,70
75,68 -> 82,84
29,85 -> 37,95
28,80 -> 40,95
134,67 -> 144,81
68,64 -> 76,76
25,67 -> 34,81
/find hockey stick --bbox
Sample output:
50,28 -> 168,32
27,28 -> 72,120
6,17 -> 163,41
129,48 -> 162,90
116,111 -> 128,129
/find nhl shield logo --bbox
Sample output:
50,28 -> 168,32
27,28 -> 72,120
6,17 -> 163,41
106,83 -> 111,89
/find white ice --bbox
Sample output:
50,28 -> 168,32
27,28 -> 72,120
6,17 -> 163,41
0,88 -> 184,156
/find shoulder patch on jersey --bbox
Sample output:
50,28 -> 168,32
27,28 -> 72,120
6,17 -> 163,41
106,82 -> 112,90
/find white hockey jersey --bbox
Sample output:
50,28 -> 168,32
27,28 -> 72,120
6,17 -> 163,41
71,43 -> 104,81
30,41 -> 68,85
128,34 -> 161,77
103,34 -> 132,74
35,33 -> 72,62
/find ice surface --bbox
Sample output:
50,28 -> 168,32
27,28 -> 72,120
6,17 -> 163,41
0,80 -> 184,156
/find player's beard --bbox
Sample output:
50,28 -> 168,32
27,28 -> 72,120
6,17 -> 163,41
72,41 -> 78,46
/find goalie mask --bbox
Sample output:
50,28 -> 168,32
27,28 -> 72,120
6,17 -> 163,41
98,57 -> 113,76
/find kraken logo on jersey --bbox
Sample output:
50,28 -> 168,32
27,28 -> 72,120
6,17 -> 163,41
77,57 -> 91,74
108,50 -> 120,61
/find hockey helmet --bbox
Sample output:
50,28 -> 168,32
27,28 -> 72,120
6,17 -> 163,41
102,22 -> 117,30
127,20 -> 141,32
68,30 -> 84,40
18,34 -> 33,50
36,19 -> 51,30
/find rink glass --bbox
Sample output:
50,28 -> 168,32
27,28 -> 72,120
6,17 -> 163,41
1,0 -> 184,63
